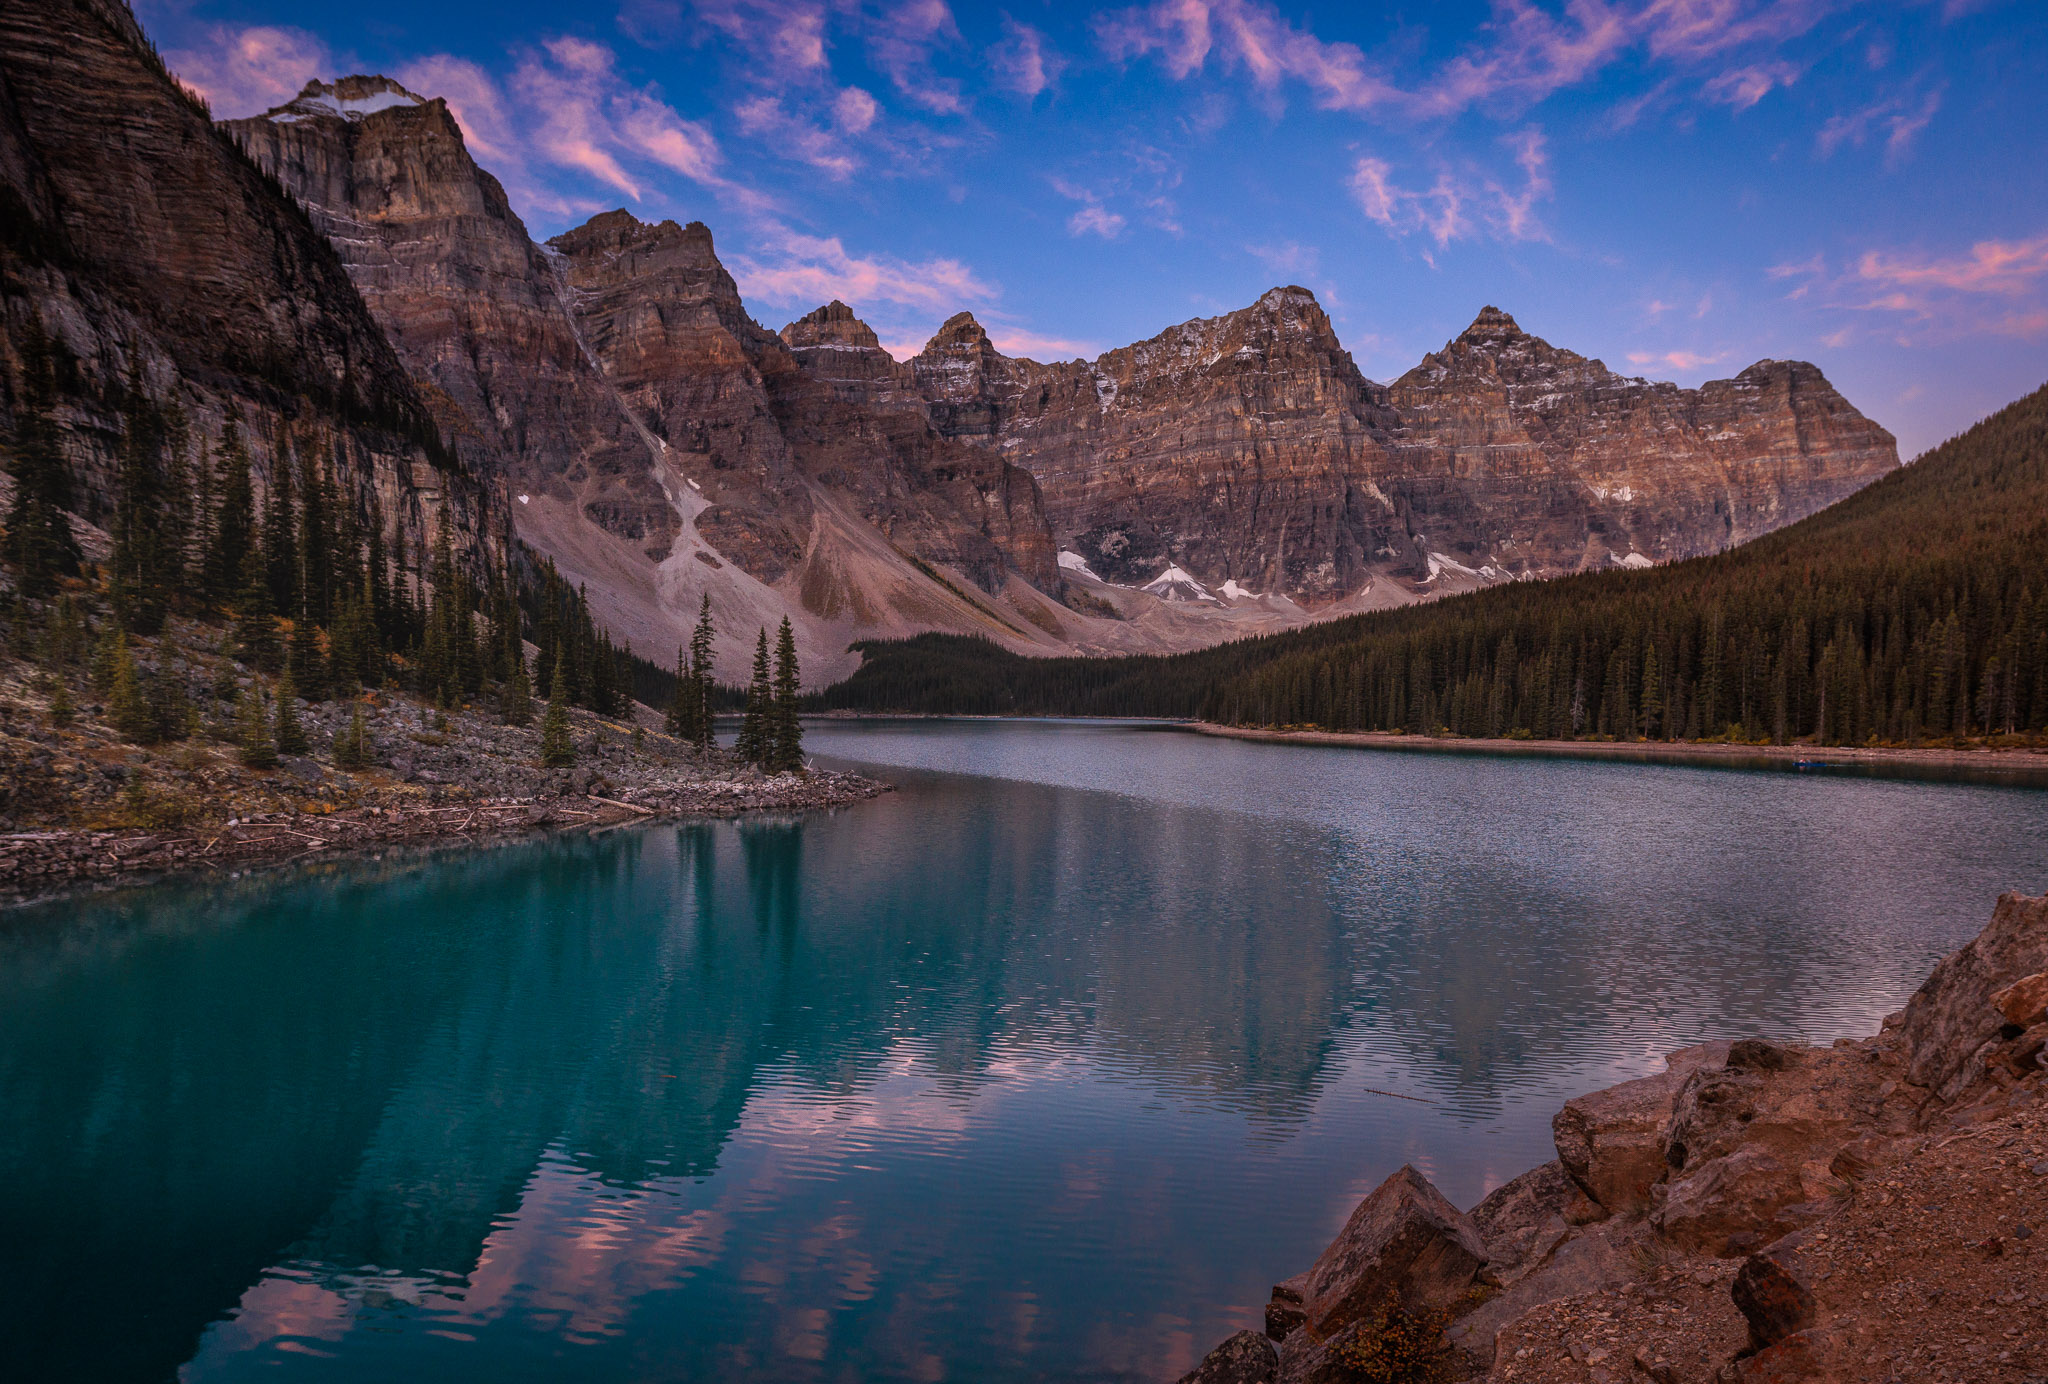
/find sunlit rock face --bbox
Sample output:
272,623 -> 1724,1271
1,13 -> 494,582
223,81 -> 678,557
914,297 -> 1899,601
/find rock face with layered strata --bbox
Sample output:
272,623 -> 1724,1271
0,2 -> 489,581
223,79 -> 674,555
913,297 -> 1899,601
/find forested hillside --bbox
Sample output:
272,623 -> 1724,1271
823,382 -> 2048,747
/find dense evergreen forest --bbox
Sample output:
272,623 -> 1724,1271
3,317 -> 648,724
822,381 -> 2048,747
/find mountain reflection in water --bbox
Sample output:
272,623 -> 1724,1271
1,719 -> 2042,1383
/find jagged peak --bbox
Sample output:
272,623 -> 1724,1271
1254,285 -> 1323,314
781,300 -> 881,351
921,311 -> 993,354
549,211 -> 719,261
262,75 -> 427,124
1457,305 -> 1525,345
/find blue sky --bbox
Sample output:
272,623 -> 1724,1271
142,0 -> 2047,457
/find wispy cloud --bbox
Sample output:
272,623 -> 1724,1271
727,228 -> 997,314
1626,347 -> 1730,371
867,0 -> 967,114
989,18 -> 1064,98
165,24 -> 340,117
1068,205 -> 1128,238
507,37 -> 724,202
1816,86 -> 1943,162
1771,234 -> 2048,342
1703,60 -> 1799,109
983,325 -> 1098,359
1349,129 -> 1553,249
1098,0 -> 1400,112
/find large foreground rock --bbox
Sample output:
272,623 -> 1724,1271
1902,892 -> 2048,1102
1176,1330 -> 1277,1384
1299,1165 -> 1488,1337
1551,1042 -> 1728,1215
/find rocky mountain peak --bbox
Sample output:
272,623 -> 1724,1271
925,311 -> 992,351
265,75 -> 427,124
1457,305 -> 1525,346
780,300 -> 882,351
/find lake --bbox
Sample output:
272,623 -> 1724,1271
4,719 -> 2045,1383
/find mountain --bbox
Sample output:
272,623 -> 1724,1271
822,381 -> 2048,751
911,296 -> 1898,603
225,84 -> 1080,679
0,3 -> 487,573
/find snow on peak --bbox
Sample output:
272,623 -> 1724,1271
270,77 -> 427,124
1616,551 -> 1655,569
1142,564 -> 1219,603
1218,579 -> 1259,601
1057,549 -> 1102,581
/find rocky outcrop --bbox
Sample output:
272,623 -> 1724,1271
0,1 -> 488,581
222,73 -> 1064,678
1901,891 -> 2048,1101
913,298 -> 1899,603
223,80 -> 675,555
1297,1164 -> 1490,1336
1207,891 -> 2048,1384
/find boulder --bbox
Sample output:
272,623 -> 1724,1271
1731,1251 -> 1815,1353
1299,1165 -> 1488,1337
1552,1042 -> 1728,1214
1900,892 -> 2048,1103
1177,1330 -> 1277,1384
1993,971 -> 2048,1029
1263,1274 -> 1308,1341
1467,1160 -> 1575,1287
1446,1218 -> 1640,1368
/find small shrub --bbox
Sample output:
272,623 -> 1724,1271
1327,1291 -> 1455,1384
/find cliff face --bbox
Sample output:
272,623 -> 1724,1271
0,2 -> 481,561
225,79 -> 1063,679
915,298 -> 1900,602
221,79 -> 675,557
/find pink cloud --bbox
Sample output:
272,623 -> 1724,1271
989,18 -> 1064,99
1068,205 -> 1127,238
867,0 -> 967,114
1703,60 -> 1799,109
728,229 -> 997,315
1856,235 -> 2048,298
1817,87 -> 1943,162
983,326 -> 1098,360
1349,130 -> 1550,247
1626,348 -> 1730,371
1101,0 -> 1399,112
165,24 -> 338,118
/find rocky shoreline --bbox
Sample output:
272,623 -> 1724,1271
1179,892 -> 2048,1384
1189,722 -> 2048,781
0,768 -> 889,900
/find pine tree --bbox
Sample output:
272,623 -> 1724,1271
47,677 -> 73,728
289,617 -> 327,701
274,666 -> 308,755
233,542 -> 281,672
540,656 -> 574,767
237,682 -> 277,768
690,594 -> 716,751
263,438 -> 299,618
666,642 -> 695,738
736,627 -> 772,765
206,414 -> 255,610
769,617 -> 804,771
110,361 -> 171,634
333,701 -> 372,769
107,629 -> 157,744
4,316 -> 83,596
502,649 -> 533,726
300,444 -> 335,627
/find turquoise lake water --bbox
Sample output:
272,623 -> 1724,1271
3,719 -> 2045,1382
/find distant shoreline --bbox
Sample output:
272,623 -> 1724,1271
1184,721 -> 2048,779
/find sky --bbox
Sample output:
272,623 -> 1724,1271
138,0 -> 2048,458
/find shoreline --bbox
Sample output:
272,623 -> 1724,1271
1182,891 -> 2048,1384
0,770 -> 891,904
1184,721 -> 2048,780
